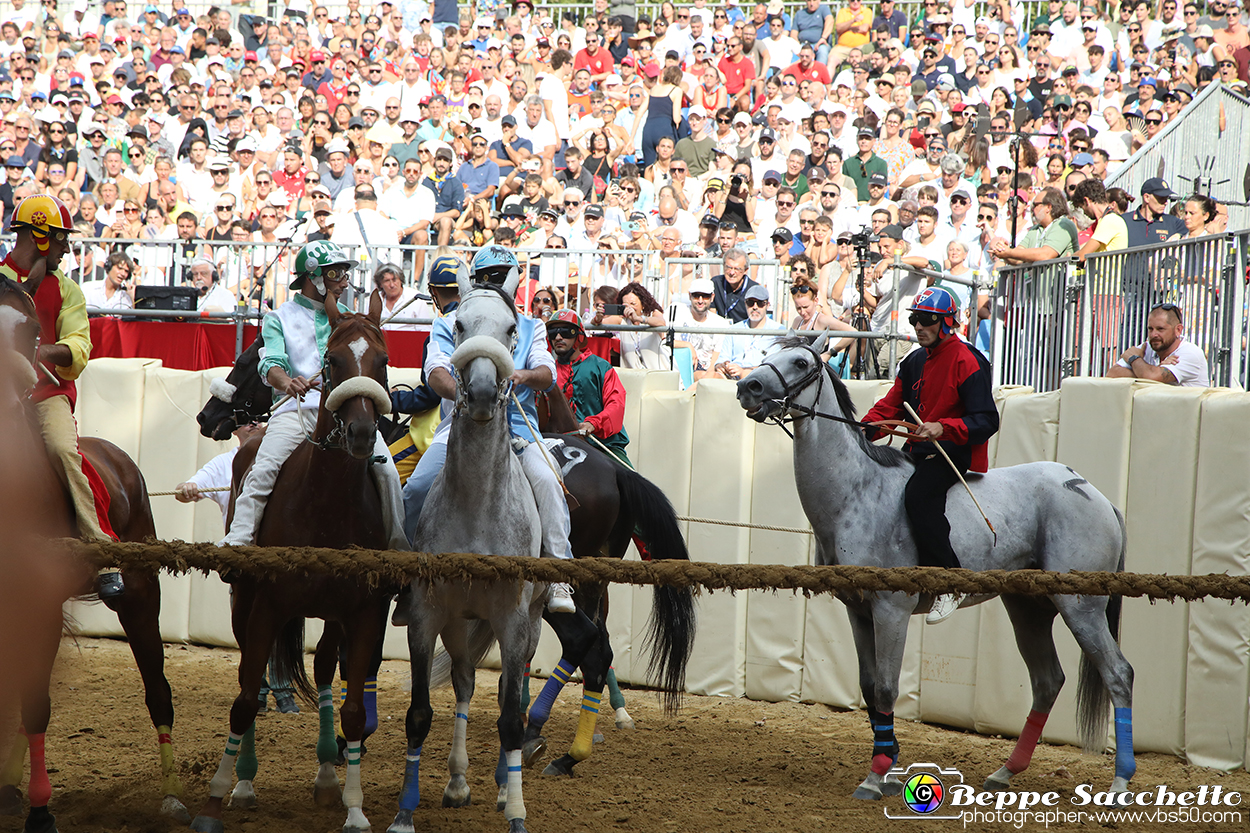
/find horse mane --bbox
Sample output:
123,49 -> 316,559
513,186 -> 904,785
0,276 -> 36,319
772,336 -> 908,469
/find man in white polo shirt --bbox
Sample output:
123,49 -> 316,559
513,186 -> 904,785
1106,303 -> 1209,387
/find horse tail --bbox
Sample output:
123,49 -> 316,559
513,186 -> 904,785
1075,505 -> 1126,752
269,616 -> 317,704
429,621 -> 498,689
616,465 -> 696,715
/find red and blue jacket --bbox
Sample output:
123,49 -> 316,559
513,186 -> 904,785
864,335 -> 998,473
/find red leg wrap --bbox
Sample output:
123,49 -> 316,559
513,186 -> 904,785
1006,710 -> 1049,774
871,754 -> 895,776
26,733 -> 51,807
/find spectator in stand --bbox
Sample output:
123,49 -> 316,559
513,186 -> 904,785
1072,178 -> 1129,261
82,252 -> 136,312
791,0 -> 835,65
991,187 -> 1079,263
1106,304 -> 1210,386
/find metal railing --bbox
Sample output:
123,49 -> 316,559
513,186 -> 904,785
990,231 -> 1250,391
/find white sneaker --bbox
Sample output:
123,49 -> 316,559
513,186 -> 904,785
925,593 -> 964,625
547,582 -> 576,614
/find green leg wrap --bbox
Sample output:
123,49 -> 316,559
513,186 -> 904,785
316,685 -> 338,765
235,725 -> 258,782
606,668 -> 626,711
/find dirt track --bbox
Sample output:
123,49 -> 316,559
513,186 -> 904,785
2,637 -> 1248,833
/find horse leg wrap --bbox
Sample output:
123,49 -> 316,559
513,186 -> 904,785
569,691 -> 602,763
868,710 -> 897,776
495,747 -> 507,787
343,741 -> 364,808
1,733 -> 28,788
449,705 -> 469,776
156,725 -> 182,797
316,686 -> 338,765
208,733 -> 242,798
529,659 -> 575,727
363,677 -> 379,738
1114,708 -> 1136,782
337,685 -> 348,740
399,747 -> 422,811
503,749 -> 526,821
25,733 -> 50,808
235,725 -> 258,782
1006,710 -> 1049,775
606,668 -> 626,711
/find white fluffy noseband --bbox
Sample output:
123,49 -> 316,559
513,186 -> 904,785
451,335 -> 515,379
209,376 -> 237,403
324,376 -> 392,415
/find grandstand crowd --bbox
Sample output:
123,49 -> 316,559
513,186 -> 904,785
0,0 -> 1242,363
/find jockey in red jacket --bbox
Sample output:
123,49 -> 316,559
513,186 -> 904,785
863,287 -> 998,625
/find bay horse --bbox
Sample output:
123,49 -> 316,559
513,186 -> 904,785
736,333 -> 1135,799
388,274 -> 545,833
189,290 -> 399,833
0,279 -> 190,830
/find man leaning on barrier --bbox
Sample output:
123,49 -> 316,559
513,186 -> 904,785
1105,303 -> 1210,388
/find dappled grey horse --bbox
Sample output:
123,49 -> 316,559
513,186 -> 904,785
736,333 -> 1136,800
388,270 -> 544,833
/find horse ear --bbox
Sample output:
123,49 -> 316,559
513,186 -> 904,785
324,290 -> 340,326
368,288 -> 383,324
455,259 -> 473,299
787,326 -> 797,339
812,329 -> 830,354
500,264 -> 522,299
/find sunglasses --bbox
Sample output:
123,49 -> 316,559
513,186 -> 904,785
548,327 -> 579,339
745,299 -> 768,308
977,212 -> 996,221
564,200 -> 581,207
124,207 -> 140,214
216,205 -> 233,211
909,312 -> 942,327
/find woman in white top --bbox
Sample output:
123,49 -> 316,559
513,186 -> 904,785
600,281 -> 670,370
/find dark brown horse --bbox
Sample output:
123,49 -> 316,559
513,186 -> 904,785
0,279 -> 187,831
189,291 -> 397,833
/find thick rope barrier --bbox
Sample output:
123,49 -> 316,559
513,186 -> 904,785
62,540 -> 1250,602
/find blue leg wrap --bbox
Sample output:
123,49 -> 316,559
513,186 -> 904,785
398,746 -> 422,811
494,746 -> 507,787
1114,707 -> 1135,781
363,677 -> 378,737
529,659 -> 576,726
869,708 -> 899,770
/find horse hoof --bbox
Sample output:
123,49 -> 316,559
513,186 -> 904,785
880,776 -> 903,797
614,707 -> 634,730
983,776 -> 1012,791
1110,776 -> 1132,794
542,755 -> 576,777
385,810 -> 414,833
227,780 -> 256,810
508,819 -> 528,833
496,784 -> 508,813
442,777 -> 470,808
23,806 -> 57,833
161,795 -> 192,823
0,785 -> 22,815
521,736 -> 547,767
851,786 -> 883,801
189,815 -> 225,833
342,806 -> 371,832
314,784 -> 343,808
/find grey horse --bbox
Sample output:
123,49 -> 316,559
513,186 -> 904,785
388,269 -> 543,833
736,332 -> 1136,800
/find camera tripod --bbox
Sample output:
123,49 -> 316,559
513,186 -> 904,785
849,234 -> 884,380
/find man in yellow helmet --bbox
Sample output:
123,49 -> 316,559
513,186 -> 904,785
1,194 -> 125,603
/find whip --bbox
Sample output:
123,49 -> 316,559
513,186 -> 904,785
902,401 -> 997,546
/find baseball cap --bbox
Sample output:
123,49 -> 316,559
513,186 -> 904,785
758,127 -> 777,143
744,285 -> 769,302
235,135 -> 258,152
771,227 -> 794,243
857,127 -> 876,139
868,172 -> 888,186
267,190 -> 290,207
643,62 -> 661,78
127,124 -> 148,139
807,166 -> 828,181
700,212 -> 721,227
1141,177 -> 1178,199
880,224 -> 904,240
583,204 -> 605,218
687,104 -> 707,119
310,49 -> 327,62
732,112 -> 752,126
500,203 -> 526,217
937,73 -> 956,90
762,170 -> 782,183
1071,152 -> 1094,167
690,277 -> 715,295
245,50 -> 259,61
501,114 -> 517,127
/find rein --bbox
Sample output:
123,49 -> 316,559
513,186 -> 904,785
757,346 -> 924,443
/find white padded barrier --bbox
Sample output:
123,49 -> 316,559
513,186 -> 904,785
1186,391 -> 1250,770
682,380 -> 755,697
1122,385 -> 1209,758
987,385 -> 1034,467
991,390 -> 1060,468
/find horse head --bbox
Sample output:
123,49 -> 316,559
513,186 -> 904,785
197,337 -> 270,441
320,289 -> 392,459
736,330 -> 831,423
449,282 -> 518,424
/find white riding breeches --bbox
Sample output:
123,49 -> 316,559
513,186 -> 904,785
518,439 -> 574,561
223,409 -> 409,551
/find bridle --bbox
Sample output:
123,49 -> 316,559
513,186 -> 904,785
757,344 -> 923,442
451,285 -> 519,417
